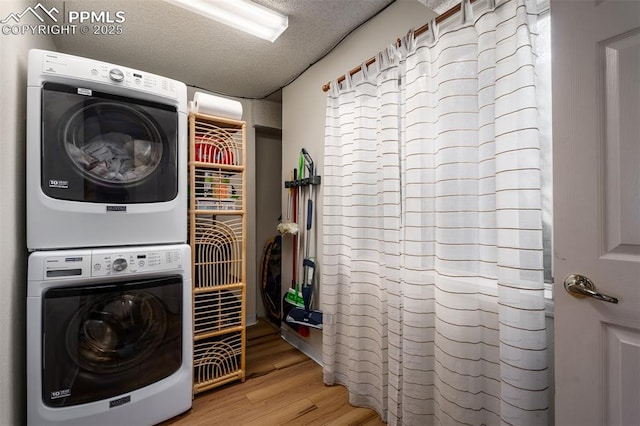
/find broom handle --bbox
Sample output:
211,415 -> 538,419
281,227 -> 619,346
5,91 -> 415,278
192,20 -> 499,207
292,168 -> 297,289
305,197 -> 312,260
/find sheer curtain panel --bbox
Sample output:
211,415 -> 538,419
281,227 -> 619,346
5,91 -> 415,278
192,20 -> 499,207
322,0 -> 548,424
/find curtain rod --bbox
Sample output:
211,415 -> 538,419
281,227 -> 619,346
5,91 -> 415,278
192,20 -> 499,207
321,0 -> 478,92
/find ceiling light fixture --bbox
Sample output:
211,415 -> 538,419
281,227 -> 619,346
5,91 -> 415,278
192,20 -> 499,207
165,0 -> 288,42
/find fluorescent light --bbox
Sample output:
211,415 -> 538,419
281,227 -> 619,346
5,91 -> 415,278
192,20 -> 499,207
165,0 -> 288,42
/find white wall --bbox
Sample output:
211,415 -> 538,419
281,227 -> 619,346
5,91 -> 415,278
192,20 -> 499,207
0,1 -> 55,422
281,0 -> 436,361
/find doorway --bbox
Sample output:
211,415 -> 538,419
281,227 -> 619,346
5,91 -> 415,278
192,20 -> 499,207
255,127 -> 283,320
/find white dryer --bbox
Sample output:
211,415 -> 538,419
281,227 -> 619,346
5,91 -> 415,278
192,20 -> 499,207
26,49 -> 188,250
27,244 -> 192,426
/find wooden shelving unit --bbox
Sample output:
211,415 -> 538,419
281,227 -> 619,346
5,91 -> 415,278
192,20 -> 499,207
188,112 -> 246,394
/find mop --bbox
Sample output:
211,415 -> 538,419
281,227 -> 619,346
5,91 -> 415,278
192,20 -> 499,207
286,148 -> 323,330
277,170 -> 299,235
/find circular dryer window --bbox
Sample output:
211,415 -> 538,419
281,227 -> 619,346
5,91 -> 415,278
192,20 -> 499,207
62,101 -> 165,186
66,291 -> 168,374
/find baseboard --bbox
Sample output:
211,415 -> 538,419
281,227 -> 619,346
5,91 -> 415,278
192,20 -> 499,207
280,325 -> 323,366
245,314 -> 257,327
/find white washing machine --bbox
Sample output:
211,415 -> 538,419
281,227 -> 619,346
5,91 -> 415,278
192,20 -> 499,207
26,49 -> 188,250
27,244 -> 193,426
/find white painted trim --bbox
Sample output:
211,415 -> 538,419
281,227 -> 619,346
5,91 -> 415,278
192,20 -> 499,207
544,281 -> 554,317
281,326 -> 323,366
245,314 -> 258,327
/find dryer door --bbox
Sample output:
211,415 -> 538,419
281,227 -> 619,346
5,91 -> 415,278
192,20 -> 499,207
41,275 -> 183,407
40,82 -> 178,204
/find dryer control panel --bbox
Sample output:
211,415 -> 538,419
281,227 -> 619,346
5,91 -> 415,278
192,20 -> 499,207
36,50 -> 180,99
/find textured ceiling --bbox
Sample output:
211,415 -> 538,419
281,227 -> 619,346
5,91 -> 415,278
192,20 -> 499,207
41,0 -> 401,101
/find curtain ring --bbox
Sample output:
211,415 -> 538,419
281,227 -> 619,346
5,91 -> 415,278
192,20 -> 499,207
361,61 -> 370,80
461,0 -> 474,24
377,49 -> 387,69
401,29 -> 416,55
344,71 -> 354,90
329,79 -> 340,97
386,45 -> 394,65
387,43 -> 400,65
429,18 -> 439,42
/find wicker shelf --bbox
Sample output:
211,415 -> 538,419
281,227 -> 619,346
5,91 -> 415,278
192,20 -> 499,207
188,112 -> 246,395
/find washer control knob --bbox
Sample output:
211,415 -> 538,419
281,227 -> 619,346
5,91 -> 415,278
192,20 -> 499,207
112,258 -> 128,272
109,68 -> 124,82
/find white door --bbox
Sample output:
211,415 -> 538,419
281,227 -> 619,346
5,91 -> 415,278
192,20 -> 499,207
553,0 -> 640,425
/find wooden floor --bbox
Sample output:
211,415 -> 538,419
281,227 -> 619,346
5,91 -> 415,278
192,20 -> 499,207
162,319 -> 385,426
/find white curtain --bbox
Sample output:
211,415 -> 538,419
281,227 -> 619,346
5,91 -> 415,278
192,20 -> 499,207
322,0 -> 548,425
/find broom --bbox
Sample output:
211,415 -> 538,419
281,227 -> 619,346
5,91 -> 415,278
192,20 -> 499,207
283,168 -> 303,308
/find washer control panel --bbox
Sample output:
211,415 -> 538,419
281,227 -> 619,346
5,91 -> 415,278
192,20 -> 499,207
41,253 -> 92,280
91,247 -> 183,277
35,245 -> 187,281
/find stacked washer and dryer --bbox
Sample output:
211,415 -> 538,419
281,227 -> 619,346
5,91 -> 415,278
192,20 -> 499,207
26,49 -> 192,426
